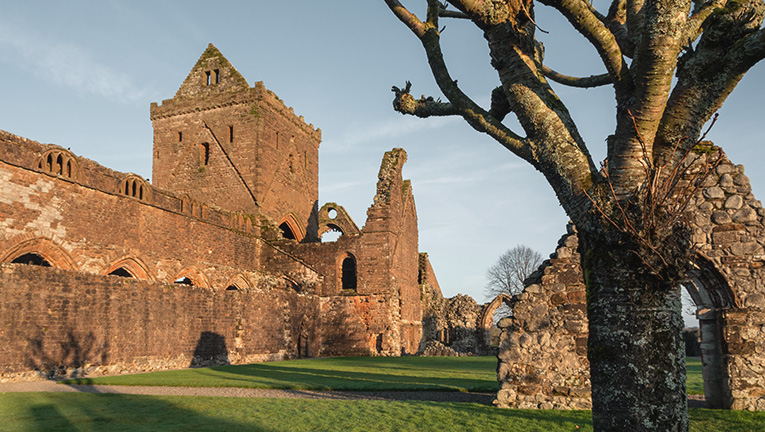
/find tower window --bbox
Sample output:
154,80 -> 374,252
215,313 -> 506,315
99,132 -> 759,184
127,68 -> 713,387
214,69 -> 220,84
200,143 -> 210,166
178,131 -> 183,142
229,126 -> 234,143
205,71 -> 211,86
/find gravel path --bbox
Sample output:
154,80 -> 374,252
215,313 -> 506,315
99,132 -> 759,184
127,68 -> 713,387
0,380 -> 710,408
0,380 -> 495,404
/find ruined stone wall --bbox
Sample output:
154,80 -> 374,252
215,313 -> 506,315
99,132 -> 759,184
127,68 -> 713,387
0,158 -> 275,289
0,263 -> 320,381
494,224 -> 590,409
495,152 -> 765,411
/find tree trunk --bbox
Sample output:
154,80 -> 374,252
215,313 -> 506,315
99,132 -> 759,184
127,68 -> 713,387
583,235 -> 689,431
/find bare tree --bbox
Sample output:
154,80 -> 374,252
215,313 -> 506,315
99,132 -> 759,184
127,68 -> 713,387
383,0 -> 765,429
485,245 -> 542,298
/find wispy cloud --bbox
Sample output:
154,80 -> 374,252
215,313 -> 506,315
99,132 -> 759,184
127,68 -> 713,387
0,20 -> 149,102
325,116 -> 460,151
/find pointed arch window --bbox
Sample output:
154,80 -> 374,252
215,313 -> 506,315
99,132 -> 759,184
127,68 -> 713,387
341,253 -> 357,292
38,148 -> 79,180
119,176 -> 151,202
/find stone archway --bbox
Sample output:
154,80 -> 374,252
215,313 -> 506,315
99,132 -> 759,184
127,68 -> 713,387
495,152 -> 765,411
478,293 -> 513,349
1,237 -> 78,270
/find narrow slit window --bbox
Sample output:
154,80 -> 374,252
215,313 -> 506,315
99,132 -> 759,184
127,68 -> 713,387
205,71 -> 211,86
214,69 -> 220,84
229,126 -> 234,143
201,143 -> 210,166
178,131 -> 183,142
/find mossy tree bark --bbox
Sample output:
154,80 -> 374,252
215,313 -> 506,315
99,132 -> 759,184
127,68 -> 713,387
384,0 -> 765,430
581,225 -> 690,430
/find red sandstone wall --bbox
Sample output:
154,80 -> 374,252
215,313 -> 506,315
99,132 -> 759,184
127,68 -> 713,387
0,263 -> 320,379
0,159 -> 273,289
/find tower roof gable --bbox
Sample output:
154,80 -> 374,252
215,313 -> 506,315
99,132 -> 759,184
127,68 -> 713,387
174,44 -> 250,99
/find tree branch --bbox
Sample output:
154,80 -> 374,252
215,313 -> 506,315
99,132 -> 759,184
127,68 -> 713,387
384,0 -> 528,156
542,65 -> 613,87
606,0 -> 637,58
391,81 -> 460,117
684,0 -> 728,43
655,0 -> 765,160
539,0 -> 633,98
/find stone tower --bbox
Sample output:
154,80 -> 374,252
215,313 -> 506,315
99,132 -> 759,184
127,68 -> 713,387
150,44 -> 321,241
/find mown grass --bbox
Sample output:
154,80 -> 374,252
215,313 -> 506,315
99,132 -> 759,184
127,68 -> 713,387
63,355 -> 706,395
686,356 -> 704,395
62,356 -> 499,392
3,393 -> 764,432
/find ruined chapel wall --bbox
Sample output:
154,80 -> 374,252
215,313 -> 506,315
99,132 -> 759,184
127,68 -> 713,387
0,263 -> 321,381
682,154 -> 765,410
495,152 -> 765,411
494,224 -> 590,409
0,160 -> 274,288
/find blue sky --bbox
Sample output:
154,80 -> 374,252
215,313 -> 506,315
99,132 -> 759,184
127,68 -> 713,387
1,1 -> 763,313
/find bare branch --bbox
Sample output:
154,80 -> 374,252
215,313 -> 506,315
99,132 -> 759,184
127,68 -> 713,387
391,81 -> 460,117
538,0 -> 633,98
684,0 -> 727,42
384,0 -> 528,157
542,65 -> 613,88
606,0 -> 637,57
384,0 -> 428,37
489,86 -> 512,121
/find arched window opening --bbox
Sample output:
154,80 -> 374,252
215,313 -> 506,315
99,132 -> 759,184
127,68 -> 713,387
279,222 -> 296,240
66,160 -> 73,177
109,267 -> 134,278
46,154 -> 53,171
174,277 -> 193,286
341,255 -> 357,292
55,154 -> 63,175
11,253 -> 52,267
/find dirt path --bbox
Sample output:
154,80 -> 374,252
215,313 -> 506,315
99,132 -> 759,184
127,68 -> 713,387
0,380 -> 495,404
0,380 -> 710,408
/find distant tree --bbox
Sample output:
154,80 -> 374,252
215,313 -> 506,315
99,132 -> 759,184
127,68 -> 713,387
485,245 -> 543,298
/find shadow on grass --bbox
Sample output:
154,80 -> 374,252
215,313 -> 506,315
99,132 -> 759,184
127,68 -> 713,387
63,356 -> 499,393
6,393 -> 279,432
3,392 -> 593,432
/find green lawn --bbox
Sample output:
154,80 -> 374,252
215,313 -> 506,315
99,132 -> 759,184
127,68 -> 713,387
3,393 -> 764,432
686,357 -> 704,395
63,355 -> 706,395
6,356 -> 762,432
61,356 -> 499,392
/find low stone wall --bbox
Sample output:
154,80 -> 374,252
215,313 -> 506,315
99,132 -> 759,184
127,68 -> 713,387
0,263 -> 318,382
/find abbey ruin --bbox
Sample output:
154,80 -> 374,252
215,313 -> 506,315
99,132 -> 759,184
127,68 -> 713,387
490,152 -> 765,411
0,44 -> 454,379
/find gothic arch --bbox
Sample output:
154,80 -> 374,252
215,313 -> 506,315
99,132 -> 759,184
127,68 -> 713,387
0,237 -> 78,270
278,214 -> 305,242
224,274 -> 251,291
682,253 -> 740,408
479,294 -> 513,333
37,147 -> 79,180
339,253 -> 358,292
103,256 -> 153,280
118,175 -> 152,202
317,203 -> 360,239
172,266 -> 210,288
